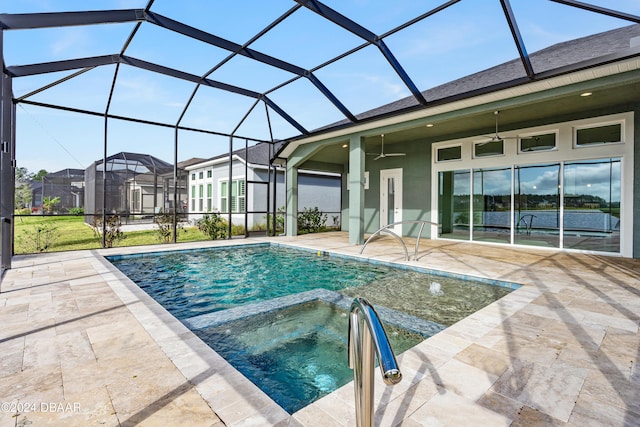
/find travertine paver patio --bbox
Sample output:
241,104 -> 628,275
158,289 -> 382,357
0,232 -> 638,426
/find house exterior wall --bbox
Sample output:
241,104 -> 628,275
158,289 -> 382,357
342,139 -> 432,237
339,108 -> 636,257
128,181 -> 163,214
187,158 -> 341,230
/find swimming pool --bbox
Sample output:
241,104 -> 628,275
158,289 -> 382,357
107,243 -> 518,413
192,299 -> 423,413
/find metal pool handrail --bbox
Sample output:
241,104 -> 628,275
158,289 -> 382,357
348,297 -> 402,427
360,220 -> 438,261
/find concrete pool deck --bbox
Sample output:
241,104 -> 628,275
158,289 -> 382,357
0,232 -> 638,426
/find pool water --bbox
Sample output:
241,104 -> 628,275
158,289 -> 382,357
108,244 -> 391,319
341,272 -> 512,326
193,300 -> 423,414
107,243 -> 518,413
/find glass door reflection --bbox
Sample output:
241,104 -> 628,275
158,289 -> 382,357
563,158 -> 620,253
472,168 -> 512,243
514,164 -> 560,248
438,170 -> 470,240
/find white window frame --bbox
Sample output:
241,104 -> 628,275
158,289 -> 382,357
431,112 -> 634,257
219,176 -> 246,214
573,120 -> 624,148
473,139 -> 504,159
517,130 -> 559,154
435,144 -> 463,163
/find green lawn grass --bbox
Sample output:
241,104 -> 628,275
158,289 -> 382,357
13,215 -> 211,254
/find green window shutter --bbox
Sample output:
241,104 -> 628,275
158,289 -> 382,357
231,181 -> 237,212
221,181 -> 227,212
239,179 -> 245,196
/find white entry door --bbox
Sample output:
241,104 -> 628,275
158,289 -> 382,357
380,168 -> 403,236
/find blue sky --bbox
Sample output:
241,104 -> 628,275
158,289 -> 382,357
1,0 -> 639,173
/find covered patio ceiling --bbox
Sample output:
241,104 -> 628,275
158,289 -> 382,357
303,77 -> 640,167
2,0 -> 640,165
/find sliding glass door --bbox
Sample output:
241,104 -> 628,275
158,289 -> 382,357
472,168 -> 512,243
514,163 -> 560,248
563,158 -> 620,252
438,170 -> 470,240
437,158 -> 621,253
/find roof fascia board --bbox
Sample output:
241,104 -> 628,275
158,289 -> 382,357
286,138 -> 333,169
0,9 -> 144,30
185,154 -> 247,170
278,57 -> 640,158
549,0 -> 640,24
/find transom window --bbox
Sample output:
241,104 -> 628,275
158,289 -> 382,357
433,113 -> 631,255
519,132 -> 557,153
575,123 -> 622,147
436,145 -> 462,162
474,140 -> 503,158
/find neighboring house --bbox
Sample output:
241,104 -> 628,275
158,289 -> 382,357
157,157 -> 206,214
186,142 -> 341,231
277,24 -> 640,258
84,152 -> 172,223
31,168 -> 85,213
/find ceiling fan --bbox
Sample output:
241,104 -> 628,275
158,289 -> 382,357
368,134 -> 406,160
479,111 -> 519,144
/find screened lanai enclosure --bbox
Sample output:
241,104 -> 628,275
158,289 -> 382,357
34,168 -> 85,213
84,152 -> 173,224
1,1 -> 640,269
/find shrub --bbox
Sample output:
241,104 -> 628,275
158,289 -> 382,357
196,212 -> 228,240
231,223 -> 245,236
15,207 -> 31,216
154,211 -> 185,243
19,222 -> 59,253
297,206 -> 327,234
92,215 -> 126,248
42,196 -> 61,214
68,207 -> 84,216
263,206 -> 286,236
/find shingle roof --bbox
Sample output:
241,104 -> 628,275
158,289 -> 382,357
326,24 -> 640,126
197,141 -> 286,167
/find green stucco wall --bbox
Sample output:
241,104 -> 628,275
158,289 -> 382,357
341,138 -> 432,239
340,104 -> 640,257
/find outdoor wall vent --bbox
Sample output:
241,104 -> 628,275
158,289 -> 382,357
631,36 -> 640,49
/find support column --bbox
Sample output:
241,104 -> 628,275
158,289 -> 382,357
286,165 -> 298,236
348,135 -> 365,245
1,38 -> 15,270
